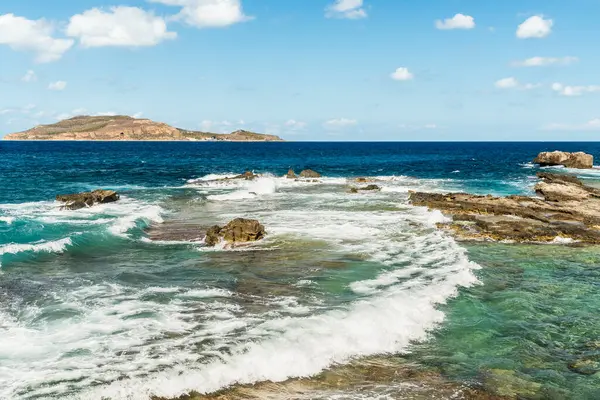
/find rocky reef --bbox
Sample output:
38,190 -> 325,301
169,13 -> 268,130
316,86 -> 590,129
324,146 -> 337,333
4,115 -> 284,142
56,189 -> 119,210
410,172 -> 600,244
533,151 -> 593,169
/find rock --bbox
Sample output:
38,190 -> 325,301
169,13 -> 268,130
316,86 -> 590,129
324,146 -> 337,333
408,173 -> 600,244
299,169 -> 322,178
204,218 -> 266,247
349,185 -> 381,193
482,369 -> 541,398
568,358 -> 600,375
534,151 -> 593,169
233,171 -> 258,180
286,169 -> 297,179
56,189 -> 119,210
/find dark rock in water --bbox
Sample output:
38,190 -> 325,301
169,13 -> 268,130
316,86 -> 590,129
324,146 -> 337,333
56,189 -> 119,210
534,151 -> 593,169
204,225 -> 222,247
409,172 -> 600,244
349,184 -> 381,193
299,169 -> 322,178
286,169 -> 297,179
204,218 -> 265,247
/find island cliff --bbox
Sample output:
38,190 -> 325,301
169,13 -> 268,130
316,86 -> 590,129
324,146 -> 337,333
2,115 -> 284,142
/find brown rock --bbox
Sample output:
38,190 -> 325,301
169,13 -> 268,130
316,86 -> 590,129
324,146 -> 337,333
299,169 -> 322,178
56,189 -> 119,210
534,151 -> 593,169
409,173 -> 600,244
286,169 -> 297,179
204,218 -> 266,247
233,171 -> 257,180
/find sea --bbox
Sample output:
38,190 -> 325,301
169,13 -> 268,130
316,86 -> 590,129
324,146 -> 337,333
1,141 -> 600,400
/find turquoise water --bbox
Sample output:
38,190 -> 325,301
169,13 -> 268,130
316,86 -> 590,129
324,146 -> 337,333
1,142 -> 600,399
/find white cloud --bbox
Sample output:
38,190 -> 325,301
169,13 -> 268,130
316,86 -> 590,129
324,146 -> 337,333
0,14 -> 74,62
517,15 -> 553,39
285,119 -> 307,130
512,56 -> 578,67
495,77 -> 541,90
48,81 -> 67,91
326,0 -> 367,19
495,77 -> 519,89
551,82 -> 600,97
324,118 -> 357,129
390,67 -> 414,81
132,112 -> 144,119
149,0 -> 251,28
435,14 -> 475,30
22,70 -> 37,82
542,119 -> 600,131
67,6 -> 176,48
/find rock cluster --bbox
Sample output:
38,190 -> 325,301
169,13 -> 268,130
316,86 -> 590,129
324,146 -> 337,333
56,190 -> 119,210
410,172 -> 600,243
205,218 -> 266,247
533,151 -> 593,169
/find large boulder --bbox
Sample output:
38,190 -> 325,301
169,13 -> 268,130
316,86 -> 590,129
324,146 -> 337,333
299,169 -> 322,178
286,169 -> 297,179
204,218 -> 266,247
349,184 -> 381,193
534,151 -> 593,169
56,189 -> 119,210
232,171 -> 258,180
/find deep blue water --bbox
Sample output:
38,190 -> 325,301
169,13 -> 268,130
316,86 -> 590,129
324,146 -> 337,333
3,141 -> 600,203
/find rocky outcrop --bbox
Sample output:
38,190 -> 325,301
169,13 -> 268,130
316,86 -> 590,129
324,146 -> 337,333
533,151 -> 593,169
299,169 -> 322,178
56,190 -> 119,210
232,171 -> 258,180
4,115 -> 284,142
350,185 -> 381,193
286,169 -> 297,179
205,218 -> 266,247
409,172 -> 600,244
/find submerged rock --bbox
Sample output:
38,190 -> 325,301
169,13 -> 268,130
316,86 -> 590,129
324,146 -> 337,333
409,172 -> 600,244
56,189 -> 119,210
299,169 -> 322,178
568,358 -> 600,375
534,151 -> 593,169
204,218 -> 266,247
286,169 -> 297,179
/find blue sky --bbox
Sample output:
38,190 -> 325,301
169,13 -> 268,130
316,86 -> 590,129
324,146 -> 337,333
1,0 -> 600,140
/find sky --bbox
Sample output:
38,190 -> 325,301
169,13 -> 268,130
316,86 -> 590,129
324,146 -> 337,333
1,0 -> 600,141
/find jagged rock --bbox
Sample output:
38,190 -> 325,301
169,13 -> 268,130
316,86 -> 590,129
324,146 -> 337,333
204,218 -> 266,247
409,173 -> 600,244
286,169 -> 297,179
299,169 -> 322,178
56,190 -> 119,210
534,151 -> 593,169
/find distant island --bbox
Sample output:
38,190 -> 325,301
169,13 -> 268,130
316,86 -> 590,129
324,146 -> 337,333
2,115 -> 284,142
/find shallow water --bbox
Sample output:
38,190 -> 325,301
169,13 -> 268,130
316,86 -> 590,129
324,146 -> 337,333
1,142 -> 600,399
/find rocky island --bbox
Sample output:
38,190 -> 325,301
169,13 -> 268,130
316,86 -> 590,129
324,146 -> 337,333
3,115 -> 284,142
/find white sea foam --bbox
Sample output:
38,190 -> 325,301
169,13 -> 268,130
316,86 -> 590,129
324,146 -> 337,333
0,237 -> 73,257
207,177 -> 278,201
0,216 -> 15,224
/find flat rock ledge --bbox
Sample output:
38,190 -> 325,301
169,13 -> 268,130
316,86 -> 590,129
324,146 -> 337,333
409,172 -> 600,244
56,189 -> 119,210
